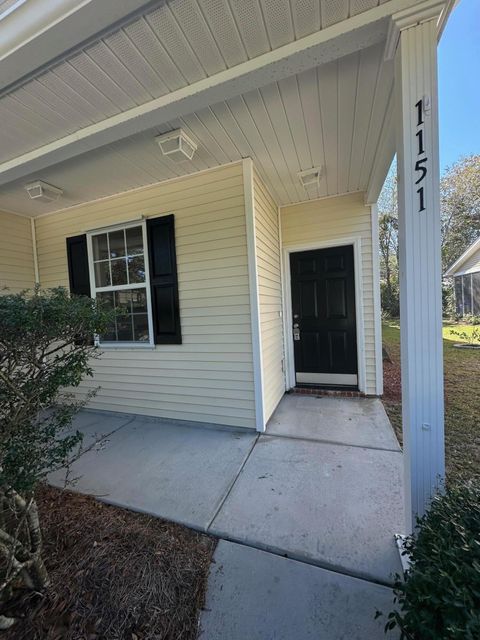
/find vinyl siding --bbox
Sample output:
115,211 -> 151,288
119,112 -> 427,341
456,246 -> 480,275
280,192 -> 378,395
253,171 -> 285,423
0,211 -> 35,293
35,163 -> 256,428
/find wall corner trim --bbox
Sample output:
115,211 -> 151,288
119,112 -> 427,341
30,217 -> 39,284
243,158 -> 266,432
370,203 -> 384,395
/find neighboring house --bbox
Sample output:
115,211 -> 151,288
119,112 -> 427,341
445,237 -> 480,316
0,0 -> 455,527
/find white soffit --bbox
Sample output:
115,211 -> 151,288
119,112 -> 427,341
0,43 -> 393,215
0,0 -> 397,169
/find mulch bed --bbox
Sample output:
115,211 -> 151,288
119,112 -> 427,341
2,485 -> 216,639
382,352 -> 403,446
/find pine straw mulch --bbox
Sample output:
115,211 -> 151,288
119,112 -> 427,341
1,484 -> 216,640
382,349 -> 403,447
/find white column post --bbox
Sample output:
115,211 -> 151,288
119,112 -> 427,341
389,1 -> 446,532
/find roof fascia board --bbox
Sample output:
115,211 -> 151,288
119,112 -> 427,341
0,0 -> 423,187
445,238 -> 480,276
0,0 -> 156,93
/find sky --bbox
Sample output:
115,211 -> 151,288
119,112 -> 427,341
438,0 -> 480,170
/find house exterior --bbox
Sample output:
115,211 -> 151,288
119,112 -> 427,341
0,0 -> 455,530
445,237 -> 480,316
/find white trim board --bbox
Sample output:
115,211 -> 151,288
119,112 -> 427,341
243,158 -> 266,432
370,203 -> 384,395
281,237 -> 366,394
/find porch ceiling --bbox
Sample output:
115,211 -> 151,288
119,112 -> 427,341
0,0 -> 408,215
0,41 -> 393,216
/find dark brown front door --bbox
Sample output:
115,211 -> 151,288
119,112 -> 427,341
290,245 -> 358,387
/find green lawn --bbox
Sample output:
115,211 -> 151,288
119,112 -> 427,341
382,321 -> 480,482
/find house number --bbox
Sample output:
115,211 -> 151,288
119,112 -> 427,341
414,98 -> 428,212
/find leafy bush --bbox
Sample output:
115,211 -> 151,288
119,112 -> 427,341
461,313 -> 480,326
381,280 -> 400,318
0,288 -> 111,628
385,481 -> 480,639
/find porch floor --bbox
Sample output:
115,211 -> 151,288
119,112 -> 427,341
49,395 -> 404,636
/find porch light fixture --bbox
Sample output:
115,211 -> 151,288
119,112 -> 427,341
297,167 -> 323,189
25,180 -> 63,202
156,129 -> 197,162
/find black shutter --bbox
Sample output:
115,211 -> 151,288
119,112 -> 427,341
147,215 -> 182,344
66,234 -> 91,297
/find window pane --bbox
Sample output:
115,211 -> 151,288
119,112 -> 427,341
133,314 -> 149,342
109,229 -> 125,258
96,292 -> 116,340
117,317 -> 133,341
126,226 -> 144,256
131,289 -> 147,313
92,233 -> 108,261
94,261 -> 111,287
101,321 -> 117,342
115,289 -> 132,314
111,258 -> 128,286
128,255 -> 145,283
97,290 -> 114,308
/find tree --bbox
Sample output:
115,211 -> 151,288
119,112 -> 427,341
378,155 -> 480,317
378,163 -> 400,317
0,288 -> 111,629
441,155 -> 480,271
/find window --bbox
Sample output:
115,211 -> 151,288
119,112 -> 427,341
87,222 -> 153,345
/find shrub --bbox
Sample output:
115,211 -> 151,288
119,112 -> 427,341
381,280 -> 400,318
461,313 -> 480,326
0,287 -> 111,628
385,481 -> 480,639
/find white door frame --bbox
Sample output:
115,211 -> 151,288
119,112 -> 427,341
281,237 -> 366,393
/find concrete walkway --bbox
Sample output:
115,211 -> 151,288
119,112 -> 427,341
199,541 -> 398,640
49,395 -> 404,638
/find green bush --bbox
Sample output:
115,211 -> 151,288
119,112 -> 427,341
381,280 -> 400,318
0,287 -> 112,623
385,481 -> 480,639
461,313 -> 480,326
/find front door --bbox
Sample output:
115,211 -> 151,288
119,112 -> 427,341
290,245 -> 358,387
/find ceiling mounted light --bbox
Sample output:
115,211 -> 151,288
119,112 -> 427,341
25,180 -> 63,202
156,129 -> 197,162
297,167 -> 323,189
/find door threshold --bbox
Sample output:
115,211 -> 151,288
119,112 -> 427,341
291,386 -> 362,398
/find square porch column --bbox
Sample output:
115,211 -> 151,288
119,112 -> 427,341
389,0 -> 446,532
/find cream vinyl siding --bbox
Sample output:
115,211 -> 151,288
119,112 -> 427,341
253,171 -> 285,422
0,211 -> 35,292
35,163 -> 256,428
280,192 -> 377,395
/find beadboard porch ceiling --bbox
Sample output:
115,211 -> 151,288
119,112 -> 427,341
0,0 -> 408,215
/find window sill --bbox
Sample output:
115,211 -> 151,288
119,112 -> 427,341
97,343 -> 156,351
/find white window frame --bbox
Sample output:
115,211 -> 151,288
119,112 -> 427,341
86,219 -> 154,348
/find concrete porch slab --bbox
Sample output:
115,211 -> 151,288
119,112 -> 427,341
49,411 -> 257,531
267,394 -> 400,450
199,540 -> 399,640
209,435 -> 404,584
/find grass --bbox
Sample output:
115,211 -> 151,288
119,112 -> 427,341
382,321 -> 480,482
442,323 -> 479,343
